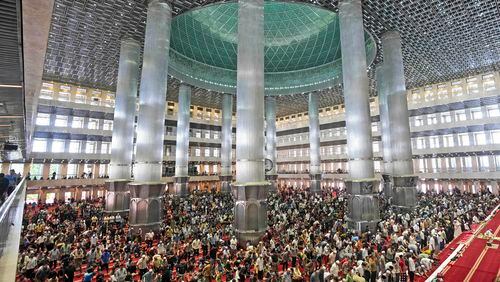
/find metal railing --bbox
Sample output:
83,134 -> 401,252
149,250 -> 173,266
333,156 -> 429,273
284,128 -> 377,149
0,177 -> 27,281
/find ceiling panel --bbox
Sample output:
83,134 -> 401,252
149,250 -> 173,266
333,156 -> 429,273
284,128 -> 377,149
43,0 -> 500,117
0,0 -> 24,160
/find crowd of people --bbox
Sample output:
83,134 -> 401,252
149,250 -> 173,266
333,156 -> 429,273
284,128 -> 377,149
0,169 -> 21,203
15,185 -> 498,282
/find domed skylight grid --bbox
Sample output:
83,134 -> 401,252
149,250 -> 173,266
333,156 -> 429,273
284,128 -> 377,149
170,2 -> 341,72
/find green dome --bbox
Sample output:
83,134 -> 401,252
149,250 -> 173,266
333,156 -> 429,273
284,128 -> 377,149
168,0 -> 376,95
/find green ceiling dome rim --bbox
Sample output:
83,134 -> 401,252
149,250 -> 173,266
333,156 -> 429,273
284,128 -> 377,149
167,0 -> 377,95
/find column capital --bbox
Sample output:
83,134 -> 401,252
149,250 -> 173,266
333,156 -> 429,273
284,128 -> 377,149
147,0 -> 170,7
179,82 -> 192,89
375,62 -> 386,72
120,37 -> 140,46
339,0 -> 361,6
265,95 -> 276,102
381,30 -> 402,41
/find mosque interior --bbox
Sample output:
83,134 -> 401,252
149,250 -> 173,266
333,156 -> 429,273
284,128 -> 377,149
0,0 -> 499,281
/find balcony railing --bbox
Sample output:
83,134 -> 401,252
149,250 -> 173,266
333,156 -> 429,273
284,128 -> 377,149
0,177 -> 27,281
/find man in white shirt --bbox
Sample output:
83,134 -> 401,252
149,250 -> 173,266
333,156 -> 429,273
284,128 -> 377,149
157,242 -> 166,255
256,255 -> 264,280
90,234 -> 97,247
230,236 -> 237,251
330,260 -> 340,277
408,254 -> 416,282
114,265 -> 127,282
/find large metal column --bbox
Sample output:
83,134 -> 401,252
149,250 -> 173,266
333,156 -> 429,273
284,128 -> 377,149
219,94 -> 233,193
490,180 -> 499,196
173,83 -> 191,196
382,30 -> 417,208
128,0 -> 171,233
105,38 -> 140,214
265,96 -> 278,192
339,0 -> 380,232
233,0 -> 268,246
376,64 -> 393,199
308,93 -> 322,194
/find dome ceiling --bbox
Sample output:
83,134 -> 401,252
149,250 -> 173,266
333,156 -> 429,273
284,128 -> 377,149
168,1 -> 376,95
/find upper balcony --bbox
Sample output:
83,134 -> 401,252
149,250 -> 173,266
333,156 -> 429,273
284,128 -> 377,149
275,71 -> 500,133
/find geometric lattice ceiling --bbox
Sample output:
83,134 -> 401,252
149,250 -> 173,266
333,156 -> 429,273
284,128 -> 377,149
169,1 -> 376,95
43,0 -> 500,116
172,2 -> 340,73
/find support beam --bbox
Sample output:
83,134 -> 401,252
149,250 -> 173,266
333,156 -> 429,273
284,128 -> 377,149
382,30 -> 417,208
128,0 -> 171,233
219,93 -> 233,193
173,83 -> 191,196
105,38 -> 140,214
339,0 -> 380,232
265,96 -> 278,192
234,0 -> 268,246
308,93 -> 322,194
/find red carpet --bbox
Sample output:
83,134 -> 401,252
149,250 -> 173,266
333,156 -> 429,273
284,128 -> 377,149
469,246 -> 500,282
414,226 -> 476,282
442,209 -> 500,282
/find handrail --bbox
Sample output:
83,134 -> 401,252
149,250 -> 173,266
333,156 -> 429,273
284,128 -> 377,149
0,177 -> 27,282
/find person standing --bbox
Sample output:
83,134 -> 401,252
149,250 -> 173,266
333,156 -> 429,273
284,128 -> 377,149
399,255 -> 408,282
408,254 -> 416,282
137,255 -> 149,277
142,269 -> 154,282
368,254 -> 378,282
114,264 -> 127,282
48,246 -> 61,268
101,249 -> 111,271
83,268 -> 94,282
6,169 -> 19,189
61,261 -> 76,282
24,254 -> 38,279
0,173 -> 9,202
256,255 -> 264,280
71,246 -> 84,270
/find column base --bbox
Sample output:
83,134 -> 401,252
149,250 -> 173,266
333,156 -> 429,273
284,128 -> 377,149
233,182 -> 269,246
265,174 -> 278,193
219,175 -> 233,194
105,179 -> 131,215
347,219 -> 379,233
172,176 -> 189,197
128,222 -> 161,235
382,174 -> 392,199
392,176 -> 418,208
128,181 -> 165,234
345,179 -> 381,233
309,173 -> 322,194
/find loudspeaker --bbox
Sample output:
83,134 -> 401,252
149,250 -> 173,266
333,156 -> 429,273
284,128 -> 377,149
3,143 -> 18,151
